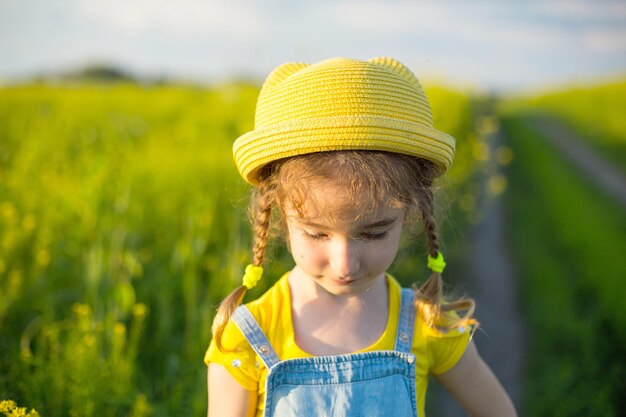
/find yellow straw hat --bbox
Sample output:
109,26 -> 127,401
233,56 -> 456,185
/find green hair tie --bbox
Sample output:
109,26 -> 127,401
427,252 -> 446,273
242,264 -> 263,289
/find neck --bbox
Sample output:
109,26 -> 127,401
287,267 -> 391,355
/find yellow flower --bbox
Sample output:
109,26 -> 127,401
471,141 -> 490,162
495,145 -> 514,166
0,400 -> 40,417
0,401 -> 17,414
72,303 -> 92,317
487,174 -> 508,196
83,334 -> 96,347
114,322 -> 127,337
133,303 -> 148,319
21,214 -> 36,233
8,270 -> 23,294
0,202 -> 17,223
130,394 -> 152,417
35,249 -> 51,267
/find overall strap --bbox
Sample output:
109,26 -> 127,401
394,288 -> 416,353
231,305 -> 281,369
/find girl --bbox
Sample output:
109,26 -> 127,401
205,57 -> 517,417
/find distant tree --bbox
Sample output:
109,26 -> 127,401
69,65 -> 137,82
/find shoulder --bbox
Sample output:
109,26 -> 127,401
415,312 -> 471,375
203,274 -> 290,389
204,315 -> 259,390
245,272 -> 291,328
390,280 -> 468,375
395,280 -> 471,375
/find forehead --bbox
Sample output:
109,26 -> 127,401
283,179 -> 402,228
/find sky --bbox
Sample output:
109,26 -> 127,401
1,0 -> 625,93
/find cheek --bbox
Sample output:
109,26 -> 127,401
300,251 -> 327,269
365,232 -> 402,265
362,245 -> 395,267
288,234 -> 325,265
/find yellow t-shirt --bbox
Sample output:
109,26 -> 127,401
205,273 -> 470,417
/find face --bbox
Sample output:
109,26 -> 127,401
284,181 -> 405,297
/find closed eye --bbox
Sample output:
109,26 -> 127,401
302,230 -> 389,241
357,231 -> 388,241
304,231 -> 329,241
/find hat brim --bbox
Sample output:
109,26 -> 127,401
233,116 -> 456,185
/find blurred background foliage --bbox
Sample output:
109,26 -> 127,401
0,76 -> 484,417
500,80 -> 626,174
497,81 -> 626,416
1,71 -> 625,416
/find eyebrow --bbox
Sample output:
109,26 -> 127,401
297,217 -> 398,230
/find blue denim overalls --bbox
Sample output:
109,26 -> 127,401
232,288 -> 418,417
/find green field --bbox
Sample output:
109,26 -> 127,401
0,83 -> 261,417
0,82 -> 484,416
501,79 -> 626,173
2,77 -> 625,416
499,112 -> 625,416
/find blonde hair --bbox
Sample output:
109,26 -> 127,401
212,151 -> 476,351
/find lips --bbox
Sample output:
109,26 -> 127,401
331,277 -> 358,286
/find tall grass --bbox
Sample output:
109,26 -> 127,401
0,82 -> 484,416
0,83 -> 259,416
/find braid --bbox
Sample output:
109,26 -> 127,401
212,176 -> 275,352
415,179 -> 477,332
415,184 -> 444,324
252,180 -> 274,266
420,182 -> 440,257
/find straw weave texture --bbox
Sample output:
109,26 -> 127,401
233,57 -> 456,184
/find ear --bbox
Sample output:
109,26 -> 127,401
368,56 -> 426,95
368,56 -> 433,125
260,62 -> 309,96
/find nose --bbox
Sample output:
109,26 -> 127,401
329,237 -> 360,278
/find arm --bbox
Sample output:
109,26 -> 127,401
435,340 -> 517,417
207,363 -> 257,417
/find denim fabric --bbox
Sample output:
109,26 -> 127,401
232,288 -> 418,417
232,306 -> 281,368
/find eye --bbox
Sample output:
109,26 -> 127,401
304,231 -> 329,241
358,231 -> 388,241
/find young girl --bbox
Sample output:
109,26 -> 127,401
205,57 -> 517,417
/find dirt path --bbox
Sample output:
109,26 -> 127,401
430,116 -> 525,416
527,114 -> 626,209
466,126 -> 525,407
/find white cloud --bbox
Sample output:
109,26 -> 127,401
323,1 -> 569,49
77,0 -> 268,40
582,27 -> 626,53
534,0 -> 626,20
323,1 -> 447,34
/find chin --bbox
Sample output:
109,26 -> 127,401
323,279 -> 374,295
